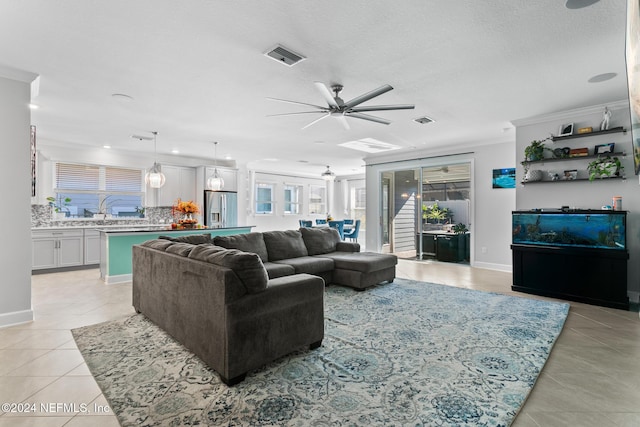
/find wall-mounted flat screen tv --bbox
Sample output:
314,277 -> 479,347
492,168 -> 516,189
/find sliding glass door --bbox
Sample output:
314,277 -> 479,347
381,162 -> 471,262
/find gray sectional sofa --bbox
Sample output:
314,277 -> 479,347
132,227 -> 397,385
213,227 -> 397,290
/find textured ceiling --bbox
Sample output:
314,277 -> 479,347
0,0 -> 629,177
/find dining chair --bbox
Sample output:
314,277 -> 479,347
315,219 -> 327,225
328,220 -> 345,240
299,220 -> 313,227
343,219 -> 354,225
343,219 -> 360,242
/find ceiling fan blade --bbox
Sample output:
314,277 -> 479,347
343,84 -> 393,109
314,82 -> 339,108
266,111 -> 327,117
349,104 -> 415,112
266,97 -> 326,110
346,112 -> 392,125
336,114 -> 351,130
302,112 -> 331,129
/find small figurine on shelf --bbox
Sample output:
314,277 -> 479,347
600,106 -> 612,131
326,213 -> 333,221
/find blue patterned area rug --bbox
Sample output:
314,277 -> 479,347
72,278 -> 569,426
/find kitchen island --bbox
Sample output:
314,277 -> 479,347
99,225 -> 254,284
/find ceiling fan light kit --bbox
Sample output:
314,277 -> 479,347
145,131 -> 166,188
321,165 -> 336,181
267,82 -> 415,129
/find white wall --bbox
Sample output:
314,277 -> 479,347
513,100 -> 640,302
0,73 -> 35,327
365,141 -> 517,271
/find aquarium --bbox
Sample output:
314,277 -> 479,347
512,210 -> 626,250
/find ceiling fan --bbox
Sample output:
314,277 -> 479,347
267,82 -> 414,130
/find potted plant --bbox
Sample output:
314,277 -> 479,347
521,137 -> 552,180
453,223 -> 471,261
587,155 -> 624,181
94,195 -> 122,219
46,195 -> 71,219
422,202 -> 452,224
452,223 -> 468,234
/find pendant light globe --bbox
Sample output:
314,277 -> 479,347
145,131 -> 166,188
206,141 -> 225,190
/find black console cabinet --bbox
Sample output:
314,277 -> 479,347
511,209 -> 629,310
512,244 -> 629,310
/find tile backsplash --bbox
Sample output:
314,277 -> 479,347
31,205 -> 176,228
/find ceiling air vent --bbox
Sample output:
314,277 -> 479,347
414,116 -> 435,124
264,44 -> 306,67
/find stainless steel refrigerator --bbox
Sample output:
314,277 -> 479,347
204,190 -> 238,228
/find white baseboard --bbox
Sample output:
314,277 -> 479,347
472,261 -> 512,273
103,274 -> 132,285
0,309 -> 34,328
628,291 -> 640,304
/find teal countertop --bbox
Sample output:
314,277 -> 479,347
99,225 -> 253,234
100,225 -> 254,283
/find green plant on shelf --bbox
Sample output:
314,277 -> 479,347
587,155 -> 623,181
521,137 -> 552,173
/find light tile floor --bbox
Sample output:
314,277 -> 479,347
0,261 -> 638,426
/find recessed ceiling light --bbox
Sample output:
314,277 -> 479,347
103,145 -> 111,149
224,155 -> 232,160
565,0 -> 600,9
28,103 -> 39,109
112,93 -> 134,102
171,149 -> 180,154
588,72 -> 617,83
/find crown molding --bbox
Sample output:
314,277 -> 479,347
511,99 -> 629,127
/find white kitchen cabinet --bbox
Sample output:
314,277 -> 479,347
157,165 -> 197,206
84,229 -> 101,265
32,229 -> 84,270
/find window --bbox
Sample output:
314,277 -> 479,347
53,163 -> 144,218
309,184 -> 326,215
351,185 -> 367,228
283,184 -> 302,214
256,183 -> 274,214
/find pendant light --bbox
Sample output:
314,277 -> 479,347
145,131 -> 166,188
321,165 -> 336,181
206,141 -> 225,190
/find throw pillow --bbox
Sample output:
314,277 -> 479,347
262,230 -> 308,261
159,234 -> 213,245
165,242 -> 196,257
199,249 -> 268,294
300,227 -> 341,255
213,232 -> 269,262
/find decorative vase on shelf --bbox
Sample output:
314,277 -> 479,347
524,169 -> 543,182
